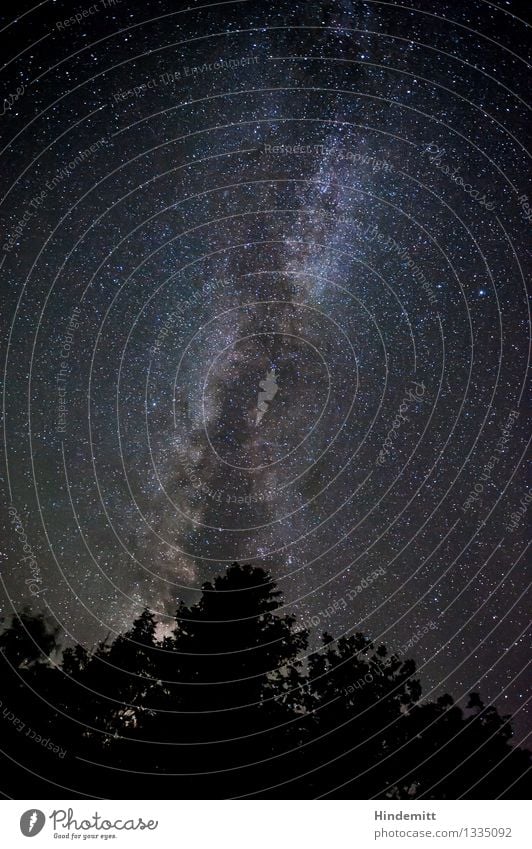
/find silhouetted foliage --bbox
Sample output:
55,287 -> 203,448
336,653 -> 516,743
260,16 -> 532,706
0,564 -> 529,798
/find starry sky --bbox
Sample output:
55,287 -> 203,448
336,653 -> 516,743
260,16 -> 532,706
1,0 -> 530,738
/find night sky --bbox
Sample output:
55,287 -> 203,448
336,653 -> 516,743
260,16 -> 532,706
1,0 -> 530,741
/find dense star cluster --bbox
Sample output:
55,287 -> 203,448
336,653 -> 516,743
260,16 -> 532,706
0,0 -> 530,796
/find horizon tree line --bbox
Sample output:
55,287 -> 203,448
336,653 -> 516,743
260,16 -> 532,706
0,562 -> 529,799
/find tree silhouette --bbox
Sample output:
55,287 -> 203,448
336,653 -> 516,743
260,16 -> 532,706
127,562 -> 309,797
0,563 -> 529,799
